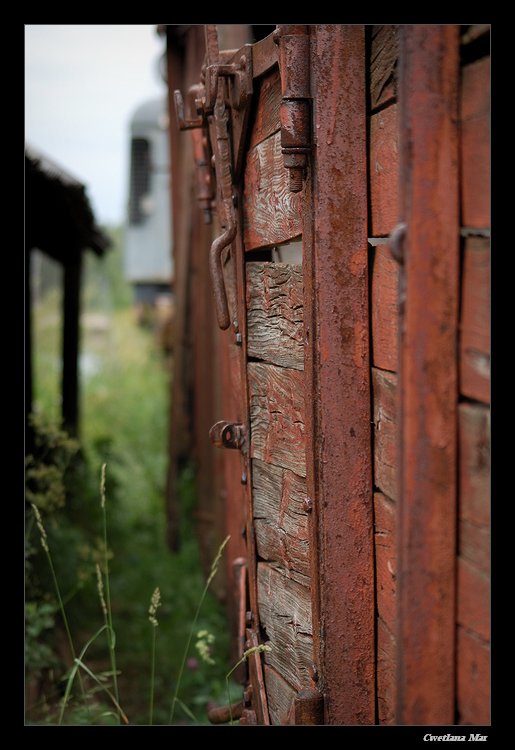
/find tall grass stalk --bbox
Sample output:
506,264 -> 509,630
99,464 -> 120,722
148,587 -> 161,725
225,644 -> 272,725
30,504 -> 89,719
59,624 -> 128,725
169,535 -> 230,724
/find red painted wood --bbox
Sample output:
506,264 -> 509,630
248,362 -> 305,477
377,617 -> 396,725
457,557 -> 490,643
460,237 -> 490,403
243,132 -> 302,251
370,104 -> 399,237
369,25 -> 398,111
248,68 -> 281,149
370,243 -> 399,373
372,368 -> 397,501
456,627 -> 490,726
374,492 -> 396,634
460,56 -> 490,228
459,403 -> 490,529
396,25 -> 460,725
310,24 -> 375,724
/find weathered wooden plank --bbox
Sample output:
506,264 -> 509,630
257,562 -> 313,691
459,403 -> 490,529
252,458 -> 309,584
456,626 -> 490,726
252,31 -> 279,79
249,68 -> 281,150
370,25 -> 398,111
246,262 -> 304,370
374,492 -> 396,633
248,362 -> 305,476
370,103 -> 399,237
459,520 -> 490,575
460,56 -> 490,228
370,243 -> 399,372
457,557 -> 490,643
372,368 -> 397,501
264,665 -> 296,725
377,617 -> 396,725
460,237 -> 490,402
244,132 -> 302,251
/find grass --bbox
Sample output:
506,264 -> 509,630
27,231 -> 235,725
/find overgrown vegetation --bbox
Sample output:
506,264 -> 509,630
26,227 -> 233,724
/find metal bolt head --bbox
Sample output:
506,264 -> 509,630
235,332 -> 242,345
304,497 -> 313,513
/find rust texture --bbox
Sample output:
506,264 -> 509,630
294,687 -> 324,725
309,25 -> 375,724
276,25 -> 311,192
207,700 -> 244,724
396,25 -> 460,725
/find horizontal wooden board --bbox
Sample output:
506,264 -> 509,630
370,243 -> 399,372
249,67 -> 281,149
264,665 -> 296,725
377,617 -> 396,725
246,262 -> 304,370
457,557 -> 490,643
460,56 -> 490,228
252,458 -> 309,584
372,368 -> 397,500
459,403 -> 490,529
374,492 -> 396,633
370,103 -> 399,237
257,562 -> 313,691
457,626 -> 490,725
248,362 -> 306,476
370,25 -> 398,111
460,237 -> 490,402
244,132 -> 302,251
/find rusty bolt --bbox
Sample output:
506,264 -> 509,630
303,497 -> 313,513
389,222 -> 407,265
240,470 -> 247,484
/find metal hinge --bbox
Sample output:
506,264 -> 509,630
274,25 -> 312,193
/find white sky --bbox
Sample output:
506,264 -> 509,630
25,24 -> 166,226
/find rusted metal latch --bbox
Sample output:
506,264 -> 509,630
209,420 -> 246,450
174,25 -> 253,330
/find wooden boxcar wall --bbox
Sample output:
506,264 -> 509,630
456,26 -> 490,726
164,24 -> 490,725
366,24 -> 490,724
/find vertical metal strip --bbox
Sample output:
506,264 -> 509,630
396,24 -> 460,725
310,24 -> 375,724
